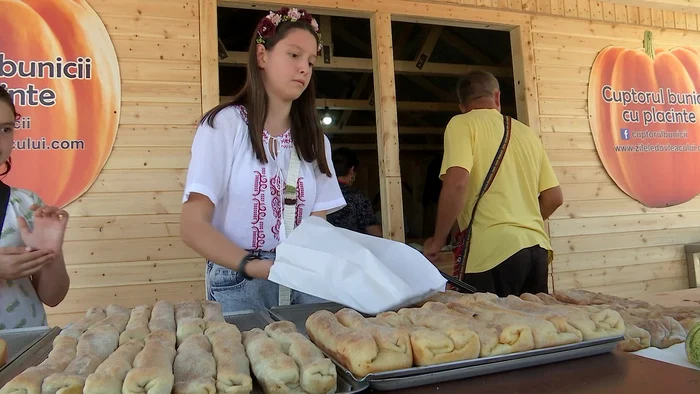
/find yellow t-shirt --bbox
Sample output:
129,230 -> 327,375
440,108 -> 559,274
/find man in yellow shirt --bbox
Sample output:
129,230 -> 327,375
423,70 -> 563,296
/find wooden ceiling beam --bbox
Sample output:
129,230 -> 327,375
221,51 -> 513,77
414,26 -> 443,69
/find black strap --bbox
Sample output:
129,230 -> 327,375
452,115 -> 513,288
0,181 -> 11,234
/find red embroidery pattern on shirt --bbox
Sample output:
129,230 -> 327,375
251,168 -> 268,249
270,173 -> 282,241
237,105 -> 249,125
295,177 -> 306,227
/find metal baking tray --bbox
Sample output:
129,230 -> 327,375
268,302 -> 355,335
364,335 -> 624,390
0,326 -> 61,388
223,310 -> 369,393
0,326 -> 52,371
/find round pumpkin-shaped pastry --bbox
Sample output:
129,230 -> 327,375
588,31 -> 700,208
0,0 -> 120,208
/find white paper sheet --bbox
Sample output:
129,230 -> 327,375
268,216 -> 447,315
633,343 -> 700,371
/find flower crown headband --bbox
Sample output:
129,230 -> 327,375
255,8 -> 323,53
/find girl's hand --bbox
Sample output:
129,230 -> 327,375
0,246 -> 55,280
19,205 -> 69,254
246,259 -> 273,280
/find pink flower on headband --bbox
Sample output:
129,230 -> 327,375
255,7 -> 323,52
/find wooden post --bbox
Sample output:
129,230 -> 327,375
370,12 -> 404,242
199,0 -> 219,114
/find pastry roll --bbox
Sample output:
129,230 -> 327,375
335,308 -> 413,371
149,301 -> 176,333
83,340 -> 144,394
265,321 -> 337,394
204,322 -> 253,394
419,302 -> 535,357
242,328 -> 302,393
89,304 -> 131,333
122,331 -> 176,394
306,310 -> 393,377
120,305 -> 153,346
444,301 -> 581,349
59,307 -> 107,339
41,324 -> 120,394
0,336 -> 77,394
173,334 -> 216,394
479,294 -> 623,341
175,301 -> 205,347
375,309 -> 480,364
202,301 -> 225,323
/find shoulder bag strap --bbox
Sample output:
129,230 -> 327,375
452,115 -> 513,284
0,181 -> 10,235
278,147 -> 302,306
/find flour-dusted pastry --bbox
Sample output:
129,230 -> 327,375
242,328 -> 302,393
480,294 -> 624,341
417,302 -> 535,357
202,300 -> 225,323
122,330 -> 177,394
41,324 -> 121,393
149,301 -> 176,333
335,308 -> 413,372
83,340 -> 144,394
445,301 -> 582,349
120,305 -> 153,345
377,308 -> 480,363
175,300 -> 205,347
89,304 -> 131,333
306,310 -> 394,377
173,334 -> 217,394
265,321 -> 337,394
204,322 -> 253,394
59,307 -> 107,339
0,336 -> 77,394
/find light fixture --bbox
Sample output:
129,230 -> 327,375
321,106 -> 332,125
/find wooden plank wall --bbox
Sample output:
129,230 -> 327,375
532,16 -> 700,298
45,0 -> 204,326
424,0 -> 700,31
43,0 -> 700,325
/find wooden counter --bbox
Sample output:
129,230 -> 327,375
370,350 -> 699,393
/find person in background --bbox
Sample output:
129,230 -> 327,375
423,70 -> 563,297
180,8 -> 346,313
0,85 -> 70,330
327,147 -> 382,237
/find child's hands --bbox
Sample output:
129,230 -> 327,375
19,205 -> 69,254
0,246 -> 55,280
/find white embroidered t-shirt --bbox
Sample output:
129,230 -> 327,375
0,188 -> 48,331
183,105 -> 346,252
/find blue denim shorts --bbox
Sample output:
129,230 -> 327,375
205,251 -> 326,313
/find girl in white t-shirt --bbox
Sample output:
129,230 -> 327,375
181,8 -> 346,313
0,86 -> 70,331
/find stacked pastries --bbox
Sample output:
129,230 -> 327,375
304,292 -> 628,377
0,300 -> 340,394
0,300 -> 254,394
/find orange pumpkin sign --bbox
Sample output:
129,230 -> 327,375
588,31 -> 700,208
0,0 -> 120,208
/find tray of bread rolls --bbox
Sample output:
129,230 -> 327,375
270,291 -> 626,390
0,299 -> 368,394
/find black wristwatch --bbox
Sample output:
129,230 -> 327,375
238,254 -> 257,280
